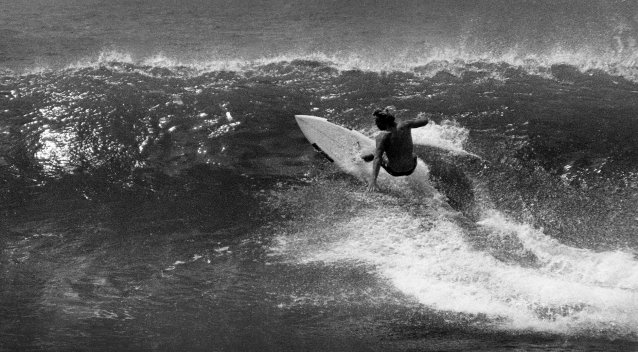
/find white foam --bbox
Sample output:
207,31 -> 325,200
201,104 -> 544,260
478,211 -> 638,290
273,202 -> 638,336
411,118 -> 479,157
54,46 -> 638,82
67,49 -> 135,69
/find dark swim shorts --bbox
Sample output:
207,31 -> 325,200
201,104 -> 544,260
381,156 -> 418,177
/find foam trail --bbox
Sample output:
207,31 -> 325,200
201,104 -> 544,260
478,211 -> 638,290
274,202 -> 638,336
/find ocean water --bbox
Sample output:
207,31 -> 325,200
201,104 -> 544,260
1,1 -> 638,351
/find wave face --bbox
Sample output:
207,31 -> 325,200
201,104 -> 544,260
2,59 -> 637,350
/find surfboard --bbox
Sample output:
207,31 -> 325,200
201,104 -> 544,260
295,114 -> 431,185
295,115 -> 453,205
295,115 -> 374,180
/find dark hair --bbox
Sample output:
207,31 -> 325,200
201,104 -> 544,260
373,108 -> 395,130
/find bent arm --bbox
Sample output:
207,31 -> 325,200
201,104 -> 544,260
400,115 -> 430,129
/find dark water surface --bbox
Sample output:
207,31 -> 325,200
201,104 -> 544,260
2,1 -> 638,351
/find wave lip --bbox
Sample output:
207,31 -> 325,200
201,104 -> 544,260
36,46 -> 636,83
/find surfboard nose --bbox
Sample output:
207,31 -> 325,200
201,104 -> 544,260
295,114 -> 327,123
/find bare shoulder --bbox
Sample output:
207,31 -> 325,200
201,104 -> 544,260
375,131 -> 391,141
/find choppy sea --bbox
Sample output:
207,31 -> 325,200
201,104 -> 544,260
2,1 -> 638,350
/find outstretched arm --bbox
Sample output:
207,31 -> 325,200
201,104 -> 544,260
400,114 -> 430,129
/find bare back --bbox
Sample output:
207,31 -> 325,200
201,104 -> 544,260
377,121 -> 417,172
368,115 -> 429,191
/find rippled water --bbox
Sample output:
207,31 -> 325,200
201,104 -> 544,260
2,1 -> 638,351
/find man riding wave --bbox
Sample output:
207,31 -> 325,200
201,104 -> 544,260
365,108 -> 429,192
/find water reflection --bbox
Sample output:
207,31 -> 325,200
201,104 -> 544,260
34,127 -> 74,174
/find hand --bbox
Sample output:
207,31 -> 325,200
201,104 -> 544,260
367,182 -> 380,192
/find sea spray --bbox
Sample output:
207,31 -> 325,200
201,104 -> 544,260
272,196 -> 638,336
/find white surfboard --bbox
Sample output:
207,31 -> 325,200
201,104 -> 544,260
294,115 -> 428,185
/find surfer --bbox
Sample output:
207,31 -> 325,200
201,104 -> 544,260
365,108 -> 429,192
